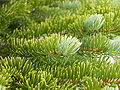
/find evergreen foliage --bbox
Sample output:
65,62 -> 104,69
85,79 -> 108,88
0,0 -> 120,89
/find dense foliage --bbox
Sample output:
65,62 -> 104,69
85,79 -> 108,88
0,0 -> 120,89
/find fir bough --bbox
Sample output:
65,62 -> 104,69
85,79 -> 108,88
0,0 -> 120,89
